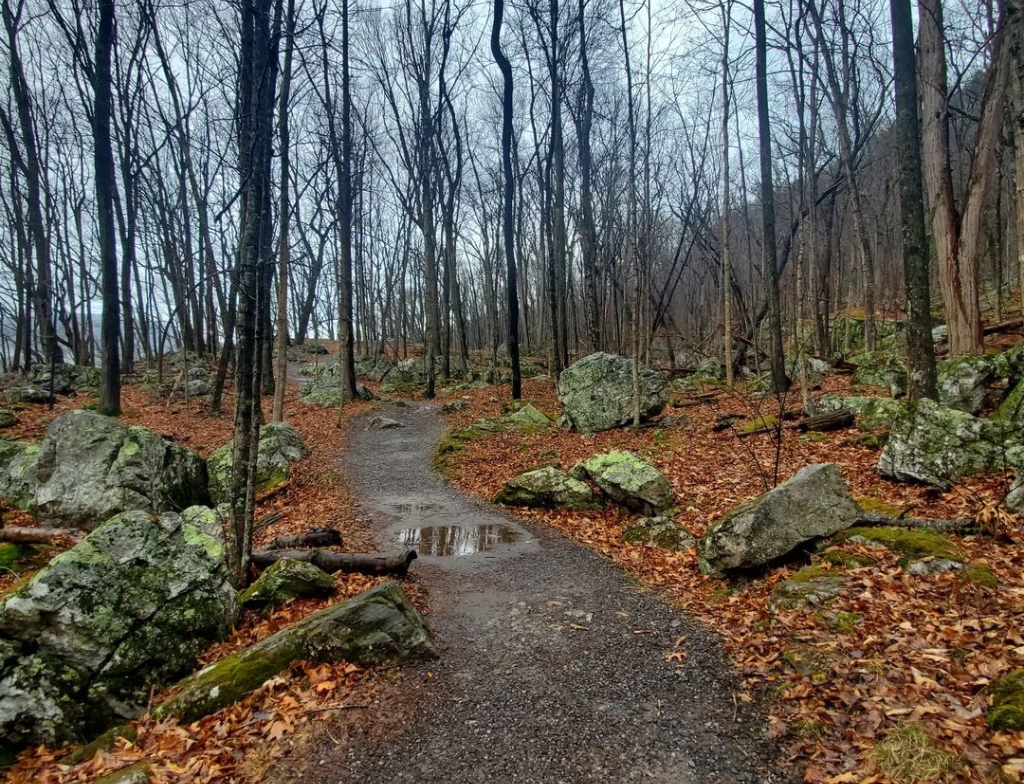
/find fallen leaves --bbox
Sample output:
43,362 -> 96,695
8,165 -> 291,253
443,375 -> 1024,782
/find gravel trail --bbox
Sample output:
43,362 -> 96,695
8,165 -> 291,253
305,402 -> 781,784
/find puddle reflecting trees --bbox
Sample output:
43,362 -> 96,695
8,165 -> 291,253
397,524 -> 520,556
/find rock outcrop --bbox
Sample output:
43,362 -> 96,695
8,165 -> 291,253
557,353 -> 667,432
0,411 -> 209,530
238,557 -> 336,608
697,464 -> 862,577
207,421 -> 309,504
936,355 -> 1000,414
0,507 -> 235,748
877,399 -> 1010,485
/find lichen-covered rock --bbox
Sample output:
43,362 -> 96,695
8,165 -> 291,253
354,355 -> 397,383
91,761 -> 151,784
239,558 -> 335,608
995,377 -> 1024,430
503,402 -> 553,431
370,416 -> 405,430
207,421 -> 308,504
155,581 -> 434,723
441,400 -> 470,413
582,451 -> 673,514
877,399 -> 1009,486
29,364 -> 101,395
818,396 -> 901,430
697,464 -> 862,577
494,466 -> 600,511
0,507 -> 235,747
769,567 -> 846,611
0,411 -> 209,530
622,516 -> 695,550
558,353 -> 667,432
303,342 -> 329,355
936,355 -> 1000,414
3,385 -> 51,404
851,352 -> 907,398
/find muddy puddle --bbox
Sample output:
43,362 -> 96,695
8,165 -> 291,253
396,524 -> 521,557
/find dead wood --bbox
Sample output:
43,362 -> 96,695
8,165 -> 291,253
264,528 -> 342,550
250,548 -> 417,576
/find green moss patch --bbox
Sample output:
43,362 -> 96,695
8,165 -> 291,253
987,669 -> 1024,731
820,549 -> 877,569
739,414 -> 778,434
874,724 -> 959,782
834,526 -> 961,563
959,563 -> 998,589
855,497 -> 904,518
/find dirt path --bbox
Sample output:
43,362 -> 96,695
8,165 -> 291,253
303,402 -> 780,784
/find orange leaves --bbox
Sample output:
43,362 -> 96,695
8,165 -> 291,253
442,375 -> 1024,783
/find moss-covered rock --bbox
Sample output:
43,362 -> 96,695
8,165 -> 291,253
834,525 -> 961,566
494,466 -> 600,511
819,548 -> 877,569
936,355 -> 1001,414
0,506 -> 235,748
995,377 -> 1024,430
959,563 -> 998,589
0,411 -> 210,530
987,669 -> 1024,731
698,464 -> 862,577
239,558 -> 336,608
0,410 -> 17,429
877,399 -> 1010,486
91,761 -> 150,784
557,352 -> 667,432
621,516 -> 696,550
207,421 -> 308,505
851,352 -> 907,398
63,724 -> 137,765
769,566 -> 846,610
581,451 -> 673,514
155,581 -> 434,723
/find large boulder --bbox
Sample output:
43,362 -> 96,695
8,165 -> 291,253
239,557 -> 335,608
818,396 -> 901,431
0,507 -> 236,748
697,464 -> 862,577
877,399 -> 1011,485
936,355 -> 1000,414
581,451 -> 673,514
0,410 -> 209,530
30,364 -> 101,395
208,421 -> 309,504
494,466 -> 601,511
557,352 -> 667,432
995,377 -> 1024,431
622,516 -> 695,550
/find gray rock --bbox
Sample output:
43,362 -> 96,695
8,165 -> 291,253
582,451 -> 673,515
0,411 -> 209,530
558,352 -> 667,433
818,396 -> 902,430
494,466 -> 601,511
905,557 -> 965,575
622,516 -> 695,550
696,358 -> 725,380
3,385 -> 51,404
852,352 -> 907,398
303,342 -> 329,355
208,421 -> 309,505
877,399 -> 1009,485
995,377 -> 1024,431
154,581 -> 434,724
370,416 -> 405,430
354,355 -> 397,383
936,355 -> 1000,414
0,507 -> 235,747
441,400 -> 470,413
697,464 -> 862,577
92,762 -> 151,784
239,558 -> 335,608
769,570 -> 847,611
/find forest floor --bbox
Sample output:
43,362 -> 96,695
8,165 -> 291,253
1,348 -> 1023,783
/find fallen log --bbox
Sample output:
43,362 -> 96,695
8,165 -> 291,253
250,548 -> 417,576
0,526 -> 84,545
787,408 -> 854,433
253,510 -> 284,531
153,581 -> 435,723
264,528 -> 342,550
855,511 -> 978,533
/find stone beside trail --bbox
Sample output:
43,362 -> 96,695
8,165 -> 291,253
581,450 -> 674,514
0,507 -> 235,749
698,464 -> 862,577
557,352 -> 667,432
494,465 -> 601,511
0,410 -> 209,530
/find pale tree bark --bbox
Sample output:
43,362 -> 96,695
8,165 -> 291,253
1009,0 -> 1024,324
919,0 -> 1007,356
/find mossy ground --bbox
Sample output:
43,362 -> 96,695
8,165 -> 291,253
987,669 -> 1024,731
819,548 -> 877,569
835,526 -> 961,563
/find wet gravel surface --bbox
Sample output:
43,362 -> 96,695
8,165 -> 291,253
305,402 -> 782,784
